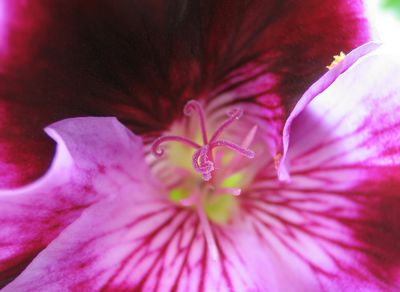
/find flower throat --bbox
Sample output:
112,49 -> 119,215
151,100 -> 256,260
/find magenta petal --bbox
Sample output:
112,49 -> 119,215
265,44 -> 400,288
0,1 -> 8,54
0,117 -> 147,283
3,185 -> 270,291
287,44 -> 400,181
278,42 -> 381,179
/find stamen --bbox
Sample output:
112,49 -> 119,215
210,108 -> 243,143
179,194 -> 197,206
209,140 -> 255,159
152,99 -> 255,182
151,135 -> 201,157
184,100 -> 209,145
179,190 -> 219,260
196,199 -> 219,261
223,125 -> 258,177
241,125 -> 258,149
215,187 -> 242,196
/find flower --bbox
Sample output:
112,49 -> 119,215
0,0 -> 369,187
2,1 -> 397,291
3,43 -> 400,291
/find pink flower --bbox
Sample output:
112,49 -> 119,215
2,1 -> 397,291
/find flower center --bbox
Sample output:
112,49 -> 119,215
152,100 -> 255,182
151,100 -> 257,260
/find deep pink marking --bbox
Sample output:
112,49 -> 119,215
196,202 -> 219,261
101,207 -> 189,289
125,209 -> 239,291
170,221 -> 199,291
133,213 -> 191,289
236,156 -> 400,288
0,188 -> 96,283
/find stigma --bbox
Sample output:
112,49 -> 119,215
151,100 -> 255,181
151,100 -> 257,261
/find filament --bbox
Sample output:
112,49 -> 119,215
210,140 -> 255,159
210,108 -> 243,143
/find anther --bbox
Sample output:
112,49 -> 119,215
327,51 -> 346,70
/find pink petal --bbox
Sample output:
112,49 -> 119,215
0,0 -> 370,187
245,44 -> 400,289
203,0 -> 371,156
0,0 -> 8,54
0,117 -> 147,284
3,181 -> 270,291
278,41 -> 381,179
240,164 -> 394,290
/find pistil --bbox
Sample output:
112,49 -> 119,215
151,135 -> 201,157
151,99 -> 256,261
151,100 -> 255,181
184,100 -> 209,145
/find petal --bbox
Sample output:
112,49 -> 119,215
244,43 -> 400,289
3,180 -> 272,291
278,41 -> 381,179
0,1 -> 7,54
203,0 -> 371,155
287,43 -> 400,182
0,117 -> 148,284
0,0 -> 370,186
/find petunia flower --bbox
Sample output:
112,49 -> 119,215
3,0 -> 399,291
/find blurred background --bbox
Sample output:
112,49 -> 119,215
366,0 -> 400,45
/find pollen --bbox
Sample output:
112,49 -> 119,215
274,152 -> 282,170
326,51 -> 346,70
